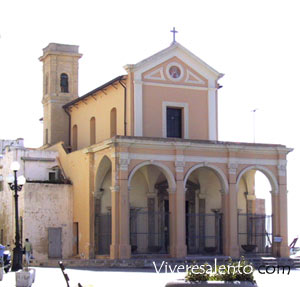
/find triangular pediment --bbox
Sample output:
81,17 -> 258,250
141,56 -> 208,87
144,67 -> 165,81
124,42 -> 223,85
185,70 -> 205,85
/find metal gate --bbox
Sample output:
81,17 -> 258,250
130,209 -> 169,254
186,213 -> 223,254
95,212 -> 111,255
238,213 -> 272,254
48,227 -> 62,258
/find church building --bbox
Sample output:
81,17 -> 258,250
25,37 -> 292,260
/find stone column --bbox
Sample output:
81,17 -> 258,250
110,185 -> 119,259
171,154 -> 187,258
271,162 -> 289,257
114,153 -> 131,259
169,188 -> 177,257
174,180 -> 187,257
223,163 -> 239,258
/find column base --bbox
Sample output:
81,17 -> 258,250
170,244 -> 187,258
273,243 -> 289,258
119,244 -> 131,259
110,244 -> 119,259
224,245 -> 240,258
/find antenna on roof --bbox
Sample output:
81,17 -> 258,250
251,108 -> 258,143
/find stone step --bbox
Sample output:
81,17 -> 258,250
31,256 -> 300,269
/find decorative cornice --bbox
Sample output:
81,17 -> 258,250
21,157 -> 56,162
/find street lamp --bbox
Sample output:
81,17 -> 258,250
6,161 -> 26,271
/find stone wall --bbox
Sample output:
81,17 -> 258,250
23,183 -> 73,260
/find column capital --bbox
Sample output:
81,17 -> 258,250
246,194 -> 256,200
277,163 -> 287,176
219,189 -> 226,195
146,192 -> 156,198
167,187 -> 176,194
94,190 -> 104,199
110,186 -> 120,192
228,163 -> 238,174
175,160 -> 185,173
119,160 -> 130,171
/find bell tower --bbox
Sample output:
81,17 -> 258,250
39,43 -> 82,146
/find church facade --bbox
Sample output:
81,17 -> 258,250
37,41 -> 291,260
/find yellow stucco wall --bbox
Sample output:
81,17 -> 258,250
69,82 -> 126,150
48,143 -> 91,257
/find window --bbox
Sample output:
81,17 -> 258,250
60,73 -> 69,93
167,107 -> 182,138
162,102 -> 189,139
90,117 -> 96,145
72,124 -> 78,151
49,172 -> 56,182
110,108 -> 117,137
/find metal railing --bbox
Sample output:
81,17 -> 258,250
95,212 -> 111,255
238,213 -> 272,254
130,209 -> 169,254
186,212 -> 223,254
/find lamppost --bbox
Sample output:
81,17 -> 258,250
6,161 -> 26,271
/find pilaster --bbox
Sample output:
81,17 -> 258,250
272,184 -> 289,257
222,163 -> 239,258
118,158 -> 131,258
88,152 -> 95,259
110,185 -> 119,259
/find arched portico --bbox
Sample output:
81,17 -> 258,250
183,163 -> 228,255
236,165 -> 278,194
235,165 -> 288,257
184,163 -> 229,194
94,155 -> 112,256
128,161 -> 176,191
128,161 -> 176,255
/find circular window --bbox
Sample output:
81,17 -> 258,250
169,65 -> 181,79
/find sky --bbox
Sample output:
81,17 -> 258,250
0,0 -> 299,242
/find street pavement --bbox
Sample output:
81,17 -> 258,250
0,267 -> 299,287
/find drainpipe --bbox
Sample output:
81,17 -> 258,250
64,108 -> 71,150
119,80 -> 127,136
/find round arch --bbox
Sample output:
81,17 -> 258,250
95,155 -> 112,190
128,161 -> 176,191
236,165 -> 278,194
183,163 -> 229,193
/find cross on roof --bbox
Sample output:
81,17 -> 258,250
170,27 -> 178,43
